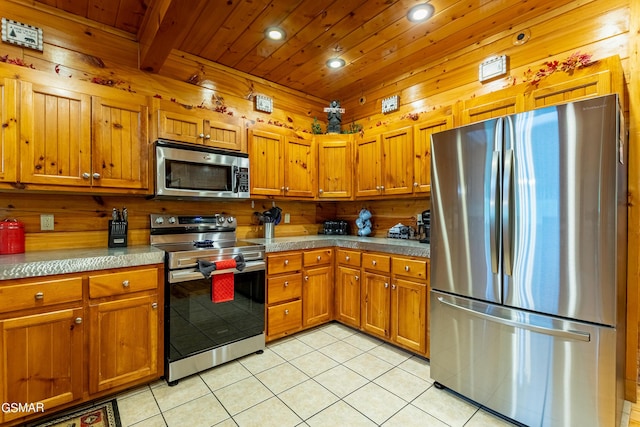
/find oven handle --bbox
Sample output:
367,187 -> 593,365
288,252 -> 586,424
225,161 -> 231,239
169,260 -> 265,284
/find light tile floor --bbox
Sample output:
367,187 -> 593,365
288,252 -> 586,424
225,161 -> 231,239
115,322 -> 524,427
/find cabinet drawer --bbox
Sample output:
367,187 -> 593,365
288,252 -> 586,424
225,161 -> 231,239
303,249 -> 333,267
0,277 -> 82,312
392,257 -> 428,280
267,300 -> 302,336
268,273 -> 302,304
362,253 -> 390,272
268,253 -> 302,274
336,249 -> 361,267
89,268 -> 158,298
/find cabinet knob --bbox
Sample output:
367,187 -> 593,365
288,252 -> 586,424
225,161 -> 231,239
405,265 -> 410,272
284,309 -> 289,315
281,186 -> 285,191
355,275 -> 359,281
317,255 -> 321,261
92,172 -> 101,179
392,284 -> 396,290
82,172 -> 90,179
372,260 -> 377,266
319,188 -> 323,193
284,259 -> 289,266
304,275 -> 309,281
380,185 -> 385,190
152,302 -> 158,309
122,280 -> 130,288
414,182 -> 419,187
204,134 -> 211,139
75,317 -> 83,324
34,292 -> 44,300
376,186 -> 381,190
345,255 -> 350,261
199,133 -> 205,138
284,281 -> 289,287
384,282 -> 389,288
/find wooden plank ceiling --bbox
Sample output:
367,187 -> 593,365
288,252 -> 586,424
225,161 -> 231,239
32,0 -> 575,101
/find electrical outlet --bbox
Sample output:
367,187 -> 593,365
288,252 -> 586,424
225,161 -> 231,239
40,214 -> 54,231
284,213 -> 290,223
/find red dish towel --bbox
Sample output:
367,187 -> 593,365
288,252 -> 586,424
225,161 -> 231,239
212,259 -> 237,303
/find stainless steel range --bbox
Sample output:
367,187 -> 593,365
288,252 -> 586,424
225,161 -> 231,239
150,213 -> 266,385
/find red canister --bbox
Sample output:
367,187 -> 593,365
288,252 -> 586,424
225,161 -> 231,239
0,218 -> 25,255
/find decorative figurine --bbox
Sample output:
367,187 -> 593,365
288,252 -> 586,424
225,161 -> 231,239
325,100 -> 344,134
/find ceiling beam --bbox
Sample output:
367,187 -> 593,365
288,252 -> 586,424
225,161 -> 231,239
137,0 -> 203,73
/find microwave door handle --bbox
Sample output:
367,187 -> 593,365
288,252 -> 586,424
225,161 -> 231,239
233,165 -> 239,193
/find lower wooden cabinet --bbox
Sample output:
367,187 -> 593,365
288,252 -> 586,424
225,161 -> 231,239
0,264 -> 163,426
361,271 -> 391,338
89,294 -> 159,393
302,249 -> 333,327
266,252 -> 303,339
0,307 -> 84,423
335,265 -> 361,328
267,299 -> 302,336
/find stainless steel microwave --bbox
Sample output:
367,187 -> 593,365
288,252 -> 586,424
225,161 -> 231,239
154,140 -> 250,199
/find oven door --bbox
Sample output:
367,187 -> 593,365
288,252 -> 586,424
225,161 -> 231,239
166,261 -> 265,365
155,141 -> 249,199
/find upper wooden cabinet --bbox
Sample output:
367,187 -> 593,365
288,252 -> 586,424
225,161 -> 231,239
152,99 -> 246,152
0,78 -> 18,184
249,126 -> 315,198
316,134 -> 353,199
19,81 -> 149,192
413,112 -> 454,194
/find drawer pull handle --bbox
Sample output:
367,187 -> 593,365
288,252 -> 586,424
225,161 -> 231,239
284,309 -> 289,315
405,265 -> 410,272
122,280 -> 130,288
75,317 -> 82,324
284,259 -> 289,266
372,260 -> 377,266
317,255 -> 321,261
284,281 -> 289,287
34,292 -> 44,300
152,303 -> 158,309
345,256 -> 350,261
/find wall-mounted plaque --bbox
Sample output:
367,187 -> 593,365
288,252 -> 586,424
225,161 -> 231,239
255,95 -> 273,113
381,95 -> 399,114
479,55 -> 508,82
1,18 -> 43,51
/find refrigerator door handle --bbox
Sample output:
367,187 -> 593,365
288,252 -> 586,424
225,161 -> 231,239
502,148 -> 514,276
489,150 -> 500,274
436,296 -> 591,342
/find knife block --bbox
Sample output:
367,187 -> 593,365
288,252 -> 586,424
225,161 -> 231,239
108,220 -> 128,248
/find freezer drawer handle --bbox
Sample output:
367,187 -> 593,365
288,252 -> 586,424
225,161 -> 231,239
436,297 -> 591,342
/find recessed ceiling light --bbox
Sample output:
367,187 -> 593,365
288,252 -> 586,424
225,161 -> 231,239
407,3 -> 435,22
265,27 -> 286,41
326,58 -> 345,69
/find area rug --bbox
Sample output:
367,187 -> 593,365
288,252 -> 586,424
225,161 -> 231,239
28,399 -> 121,427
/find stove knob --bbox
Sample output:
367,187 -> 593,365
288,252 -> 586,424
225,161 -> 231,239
168,216 -> 177,224
227,216 -> 235,224
155,217 -> 164,224
217,216 -> 225,224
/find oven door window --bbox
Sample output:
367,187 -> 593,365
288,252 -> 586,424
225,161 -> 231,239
165,159 -> 232,192
168,270 -> 265,361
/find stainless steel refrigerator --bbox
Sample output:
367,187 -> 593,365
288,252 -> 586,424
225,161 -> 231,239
429,94 -> 627,427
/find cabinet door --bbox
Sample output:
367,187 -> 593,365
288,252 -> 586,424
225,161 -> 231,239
204,118 -> 245,152
335,265 -> 360,328
0,308 -> 83,422
317,135 -> 352,199
20,82 -> 92,186
0,78 -> 17,183
361,271 -> 390,338
89,294 -> 159,393
391,278 -> 426,354
302,265 -> 332,327
92,96 -> 149,190
380,126 -> 413,195
157,109 -> 204,144
413,116 -> 452,194
355,133 -> 381,197
284,134 -> 315,198
459,92 -> 523,125
525,71 -> 612,110
249,129 -> 284,196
